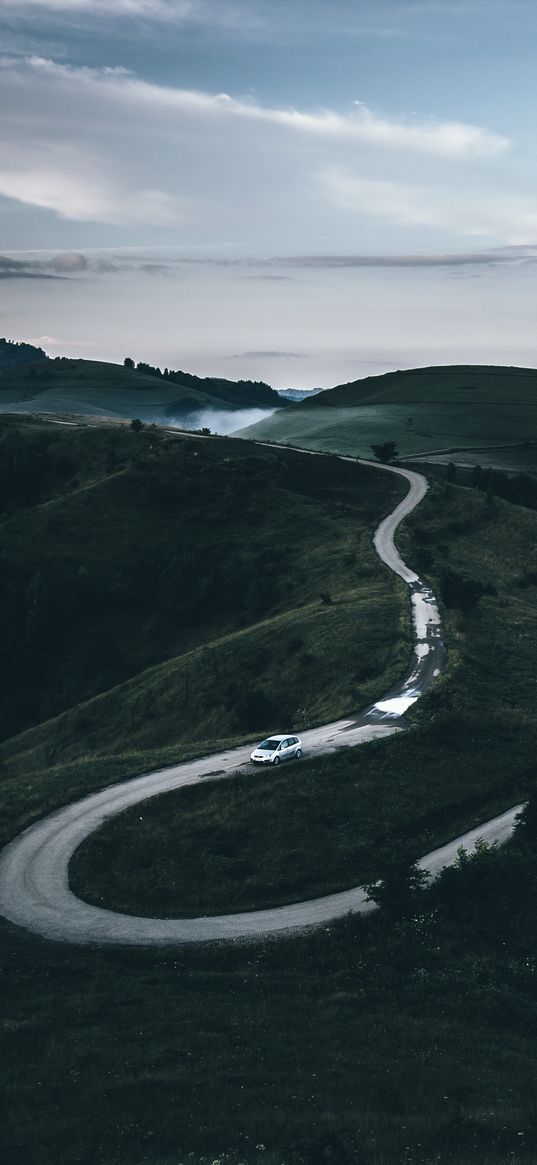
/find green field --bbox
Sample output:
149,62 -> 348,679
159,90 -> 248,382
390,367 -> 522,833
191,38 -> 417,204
239,364 -> 537,470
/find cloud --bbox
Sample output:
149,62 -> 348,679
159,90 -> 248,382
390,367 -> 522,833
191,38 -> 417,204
8,241 -> 537,284
321,169 -> 537,245
243,273 -> 294,281
0,0 -> 197,16
16,57 -> 505,159
174,246 -> 537,271
0,0 -> 269,36
272,248 -> 537,269
0,251 -> 89,277
46,251 -> 88,272
0,165 -> 189,226
27,333 -> 93,347
0,255 -> 59,278
7,243 -> 537,282
238,350 -> 306,358
0,55 -> 521,244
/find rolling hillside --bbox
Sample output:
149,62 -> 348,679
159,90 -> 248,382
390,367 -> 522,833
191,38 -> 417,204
0,414 -> 406,771
238,364 -> 537,471
0,357 -> 285,427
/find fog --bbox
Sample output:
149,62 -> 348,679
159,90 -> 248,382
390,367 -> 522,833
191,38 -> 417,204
165,406 -> 279,436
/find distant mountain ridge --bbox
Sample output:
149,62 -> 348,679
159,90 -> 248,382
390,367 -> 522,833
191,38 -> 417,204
277,387 -> 324,401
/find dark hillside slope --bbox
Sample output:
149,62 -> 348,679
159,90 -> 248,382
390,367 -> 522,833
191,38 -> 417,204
0,416 -> 404,746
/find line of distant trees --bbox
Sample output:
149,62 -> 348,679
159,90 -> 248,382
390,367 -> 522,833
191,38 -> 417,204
447,461 -> 537,511
0,338 -> 48,369
123,356 -> 283,408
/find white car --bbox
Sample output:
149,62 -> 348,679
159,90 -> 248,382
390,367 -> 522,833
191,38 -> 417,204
250,734 -> 303,766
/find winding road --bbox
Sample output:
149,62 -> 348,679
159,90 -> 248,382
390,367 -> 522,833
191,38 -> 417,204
0,454 -> 522,946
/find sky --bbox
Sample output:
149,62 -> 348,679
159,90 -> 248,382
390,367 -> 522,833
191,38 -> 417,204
1,0 -> 537,388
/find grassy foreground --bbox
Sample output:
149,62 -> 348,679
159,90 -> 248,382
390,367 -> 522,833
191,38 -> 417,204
5,428 -> 537,1162
6,828 -> 537,1164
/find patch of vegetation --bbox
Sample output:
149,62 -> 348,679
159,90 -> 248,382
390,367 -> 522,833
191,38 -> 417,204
438,463 -> 537,513
0,418 -> 404,742
0,336 -> 47,368
7,826 -> 537,1163
130,356 -> 284,409
371,439 -> 398,462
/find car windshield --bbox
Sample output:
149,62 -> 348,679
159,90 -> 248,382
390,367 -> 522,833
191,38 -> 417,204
258,738 -> 280,750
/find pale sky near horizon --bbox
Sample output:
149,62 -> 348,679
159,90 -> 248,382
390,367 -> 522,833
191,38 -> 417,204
1,0 -> 537,388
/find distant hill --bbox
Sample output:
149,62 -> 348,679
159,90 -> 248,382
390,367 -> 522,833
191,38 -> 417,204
238,364 -> 537,472
302,364 -> 537,407
0,337 -> 48,369
277,387 -> 324,402
0,356 -> 286,427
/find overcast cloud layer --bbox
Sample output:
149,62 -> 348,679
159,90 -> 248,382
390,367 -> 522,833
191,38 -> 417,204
1,0 -> 537,385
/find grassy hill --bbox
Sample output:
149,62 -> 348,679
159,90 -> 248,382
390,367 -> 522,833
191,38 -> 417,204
0,414 -> 407,838
303,364 -> 537,407
0,357 -> 284,426
238,364 -> 537,471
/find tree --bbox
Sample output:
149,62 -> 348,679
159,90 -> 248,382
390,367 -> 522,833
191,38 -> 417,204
364,852 -> 430,920
514,798 -> 537,844
130,418 -> 144,432
441,569 -> 496,612
370,441 -> 398,463
123,356 -> 135,370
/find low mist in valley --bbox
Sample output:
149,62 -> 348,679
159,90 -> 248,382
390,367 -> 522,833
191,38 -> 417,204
165,406 -> 279,435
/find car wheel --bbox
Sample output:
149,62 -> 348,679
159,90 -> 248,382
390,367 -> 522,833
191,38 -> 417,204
272,755 -> 280,766
295,748 -> 302,759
